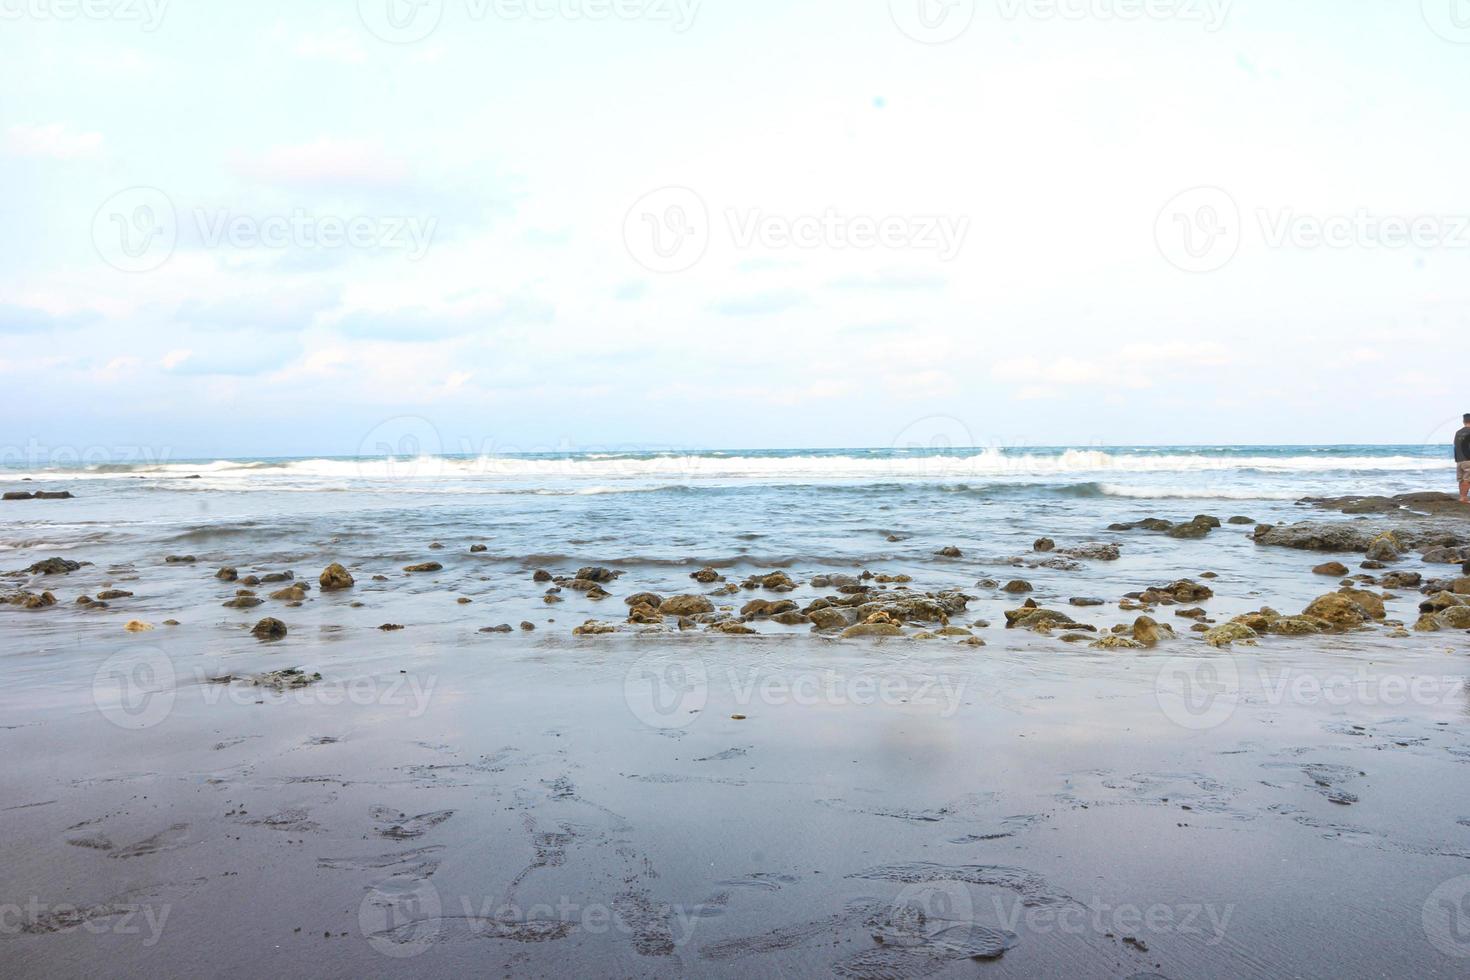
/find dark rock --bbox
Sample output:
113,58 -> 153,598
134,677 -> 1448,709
404,562 -> 443,573
2,491 -> 33,500
165,555 -> 197,564
1001,580 -> 1033,594
935,546 -> 963,558
223,596 -> 265,609
215,567 -> 238,582
1034,538 -> 1056,553
27,557 -> 81,575
691,567 -> 723,584
251,618 -> 288,640
470,544 -> 488,553
575,567 -> 620,583
96,590 -> 133,601
1313,561 -> 1350,577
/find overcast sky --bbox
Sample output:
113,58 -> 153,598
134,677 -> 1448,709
3,0 -> 1469,460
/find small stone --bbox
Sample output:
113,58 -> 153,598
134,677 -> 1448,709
404,562 -> 443,573
1313,561 -> 1350,577
124,620 -> 154,632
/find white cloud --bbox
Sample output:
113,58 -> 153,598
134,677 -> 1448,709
237,138 -> 411,188
5,123 -> 103,160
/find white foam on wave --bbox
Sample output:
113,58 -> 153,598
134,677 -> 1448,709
6,448 -> 1450,485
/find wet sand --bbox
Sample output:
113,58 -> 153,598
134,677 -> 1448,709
4,495 -> 1470,977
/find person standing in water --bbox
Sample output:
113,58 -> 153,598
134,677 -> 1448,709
1457,415 -> 1470,504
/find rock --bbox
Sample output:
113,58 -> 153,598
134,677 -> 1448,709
1267,617 -> 1324,636
470,544 -> 488,553
254,668 -> 321,691
1204,623 -> 1257,647
252,618 -> 288,640
532,569 -> 553,583
1059,542 -> 1121,561
1227,516 -> 1256,525
1439,606 -> 1470,629
691,567 -> 723,583
841,623 -> 904,638
1132,616 -> 1168,648
1423,547 -> 1467,564
320,563 -> 355,591
165,555 -> 196,564
260,572 -> 294,584
1069,597 -> 1105,607
404,562 -> 443,573
1253,523 -> 1375,552
935,547 -> 963,558
1303,594 -> 1370,630
1365,532 -> 1402,562
215,567 -> 238,582
379,624 -> 406,631
5,590 -> 57,609
241,575 -> 261,586
124,620 -> 154,632
222,596 -> 264,609
96,590 -> 133,601
270,585 -> 308,602
1313,562 -> 1350,577
3,491 -> 33,500
1005,606 -> 1085,632
709,621 -> 758,635
742,571 -> 796,592
573,621 -> 617,636
1167,519 -> 1214,540
575,567 -> 620,583
1034,538 -> 1056,552
1092,635 -> 1144,650
35,490 -> 73,499
660,595 -> 714,617
808,607 -> 851,631
1001,580 -> 1033,594
520,622 -> 535,631
429,542 -> 444,550
772,610 -> 811,626
1381,571 -> 1422,589
27,557 -> 81,575
625,592 -> 665,609
741,599 -> 799,618
1336,587 -> 1386,620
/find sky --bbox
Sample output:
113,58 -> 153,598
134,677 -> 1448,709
3,0 -> 1470,461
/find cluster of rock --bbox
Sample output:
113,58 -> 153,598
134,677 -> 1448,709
571,572 -> 982,642
1109,514 -> 1232,539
